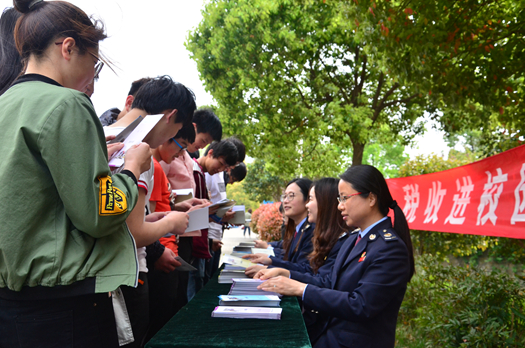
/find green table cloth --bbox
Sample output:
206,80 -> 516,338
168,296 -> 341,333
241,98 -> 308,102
146,267 -> 312,348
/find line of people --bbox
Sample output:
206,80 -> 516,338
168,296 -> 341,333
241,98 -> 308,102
0,1 -> 247,348
243,167 -> 415,348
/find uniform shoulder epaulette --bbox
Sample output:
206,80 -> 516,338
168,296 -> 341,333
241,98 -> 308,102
349,228 -> 360,235
379,228 -> 398,242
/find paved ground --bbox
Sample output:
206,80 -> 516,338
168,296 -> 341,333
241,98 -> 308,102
219,226 -> 259,264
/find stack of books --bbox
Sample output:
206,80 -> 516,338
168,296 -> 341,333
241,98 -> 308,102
218,265 -> 250,284
218,295 -> 281,307
211,306 -> 282,320
228,278 -> 281,298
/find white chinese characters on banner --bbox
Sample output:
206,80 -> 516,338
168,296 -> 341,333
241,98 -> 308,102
444,176 -> 474,225
402,184 -> 419,223
511,163 -> 525,225
477,168 -> 508,226
424,181 -> 447,224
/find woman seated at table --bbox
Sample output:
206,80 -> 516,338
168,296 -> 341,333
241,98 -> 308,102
257,165 -> 415,348
244,178 -> 314,276
255,178 -> 351,338
254,177 -> 350,277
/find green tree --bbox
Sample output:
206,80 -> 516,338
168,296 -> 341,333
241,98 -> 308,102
186,0 -> 429,177
225,181 -> 260,211
363,137 -> 408,178
242,159 -> 287,202
346,0 -> 525,151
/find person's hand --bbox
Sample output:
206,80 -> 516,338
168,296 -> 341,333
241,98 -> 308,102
254,267 -> 289,280
187,198 -> 208,206
124,142 -> 152,175
172,200 -> 192,212
107,142 -> 124,158
105,135 -> 124,159
220,210 -> 236,222
212,240 -> 223,252
154,248 -> 182,273
254,240 -> 269,249
245,265 -> 267,278
172,199 -> 209,212
257,276 -> 306,297
145,211 -> 168,222
242,253 -> 272,265
188,202 -> 211,213
165,211 -> 189,235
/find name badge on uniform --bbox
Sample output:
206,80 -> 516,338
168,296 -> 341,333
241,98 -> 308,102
359,252 -> 366,262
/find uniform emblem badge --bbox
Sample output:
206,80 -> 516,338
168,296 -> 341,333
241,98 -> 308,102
384,233 -> 392,238
369,234 -> 376,241
359,252 -> 366,262
98,176 -> 128,216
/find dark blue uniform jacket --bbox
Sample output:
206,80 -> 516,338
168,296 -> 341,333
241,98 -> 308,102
291,218 -> 410,348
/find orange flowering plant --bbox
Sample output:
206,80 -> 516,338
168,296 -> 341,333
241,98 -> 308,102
252,202 -> 283,242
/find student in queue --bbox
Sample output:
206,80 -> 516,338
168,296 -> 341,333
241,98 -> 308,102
257,165 -> 415,348
188,140 -> 239,301
0,1 -> 152,347
104,75 -> 199,348
244,178 -> 314,276
146,123 -> 196,342
99,77 -> 153,126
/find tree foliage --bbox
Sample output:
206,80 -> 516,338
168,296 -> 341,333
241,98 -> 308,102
187,0 -> 428,177
242,159 -> 288,203
225,181 -> 260,211
347,0 -> 525,149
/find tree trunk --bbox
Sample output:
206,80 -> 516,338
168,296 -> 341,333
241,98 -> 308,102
351,141 -> 365,166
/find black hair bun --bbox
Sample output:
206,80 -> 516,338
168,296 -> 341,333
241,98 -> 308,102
14,0 -> 43,14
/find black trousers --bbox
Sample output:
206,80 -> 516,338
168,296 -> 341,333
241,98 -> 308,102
0,292 -> 119,348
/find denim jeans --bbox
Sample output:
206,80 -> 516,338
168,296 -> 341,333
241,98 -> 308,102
186,258 -> 206,302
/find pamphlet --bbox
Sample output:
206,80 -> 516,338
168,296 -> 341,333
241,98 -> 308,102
221,254 -> 254,268
172,188 -> 194,204
108,114 -> 164,167
174,256 -> 197,272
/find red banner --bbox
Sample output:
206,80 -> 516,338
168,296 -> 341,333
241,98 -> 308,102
386,145 -> 525,239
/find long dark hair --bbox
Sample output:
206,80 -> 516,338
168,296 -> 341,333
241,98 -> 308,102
13,0 -> 106,65
340,165 -> 415,280
0,8 -> 22,96
282,177 -> 312,260
308,178 -> 349,273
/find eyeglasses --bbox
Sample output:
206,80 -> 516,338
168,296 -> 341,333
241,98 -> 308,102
337,192 -> 362,204
172,138 -> 186,152
55,41 -> 103,81
280,193 -> 296,202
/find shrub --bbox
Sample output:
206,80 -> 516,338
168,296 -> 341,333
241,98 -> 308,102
252,202 -> 283,242
397,255 -> 525,347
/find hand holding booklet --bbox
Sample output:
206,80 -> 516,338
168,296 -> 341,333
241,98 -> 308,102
221,254 -> 254,268
108,114 -> 164,168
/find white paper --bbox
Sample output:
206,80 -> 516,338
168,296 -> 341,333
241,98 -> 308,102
185,207 -> 209,233
251,248 -> 275,257
108,114 -> 163,167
